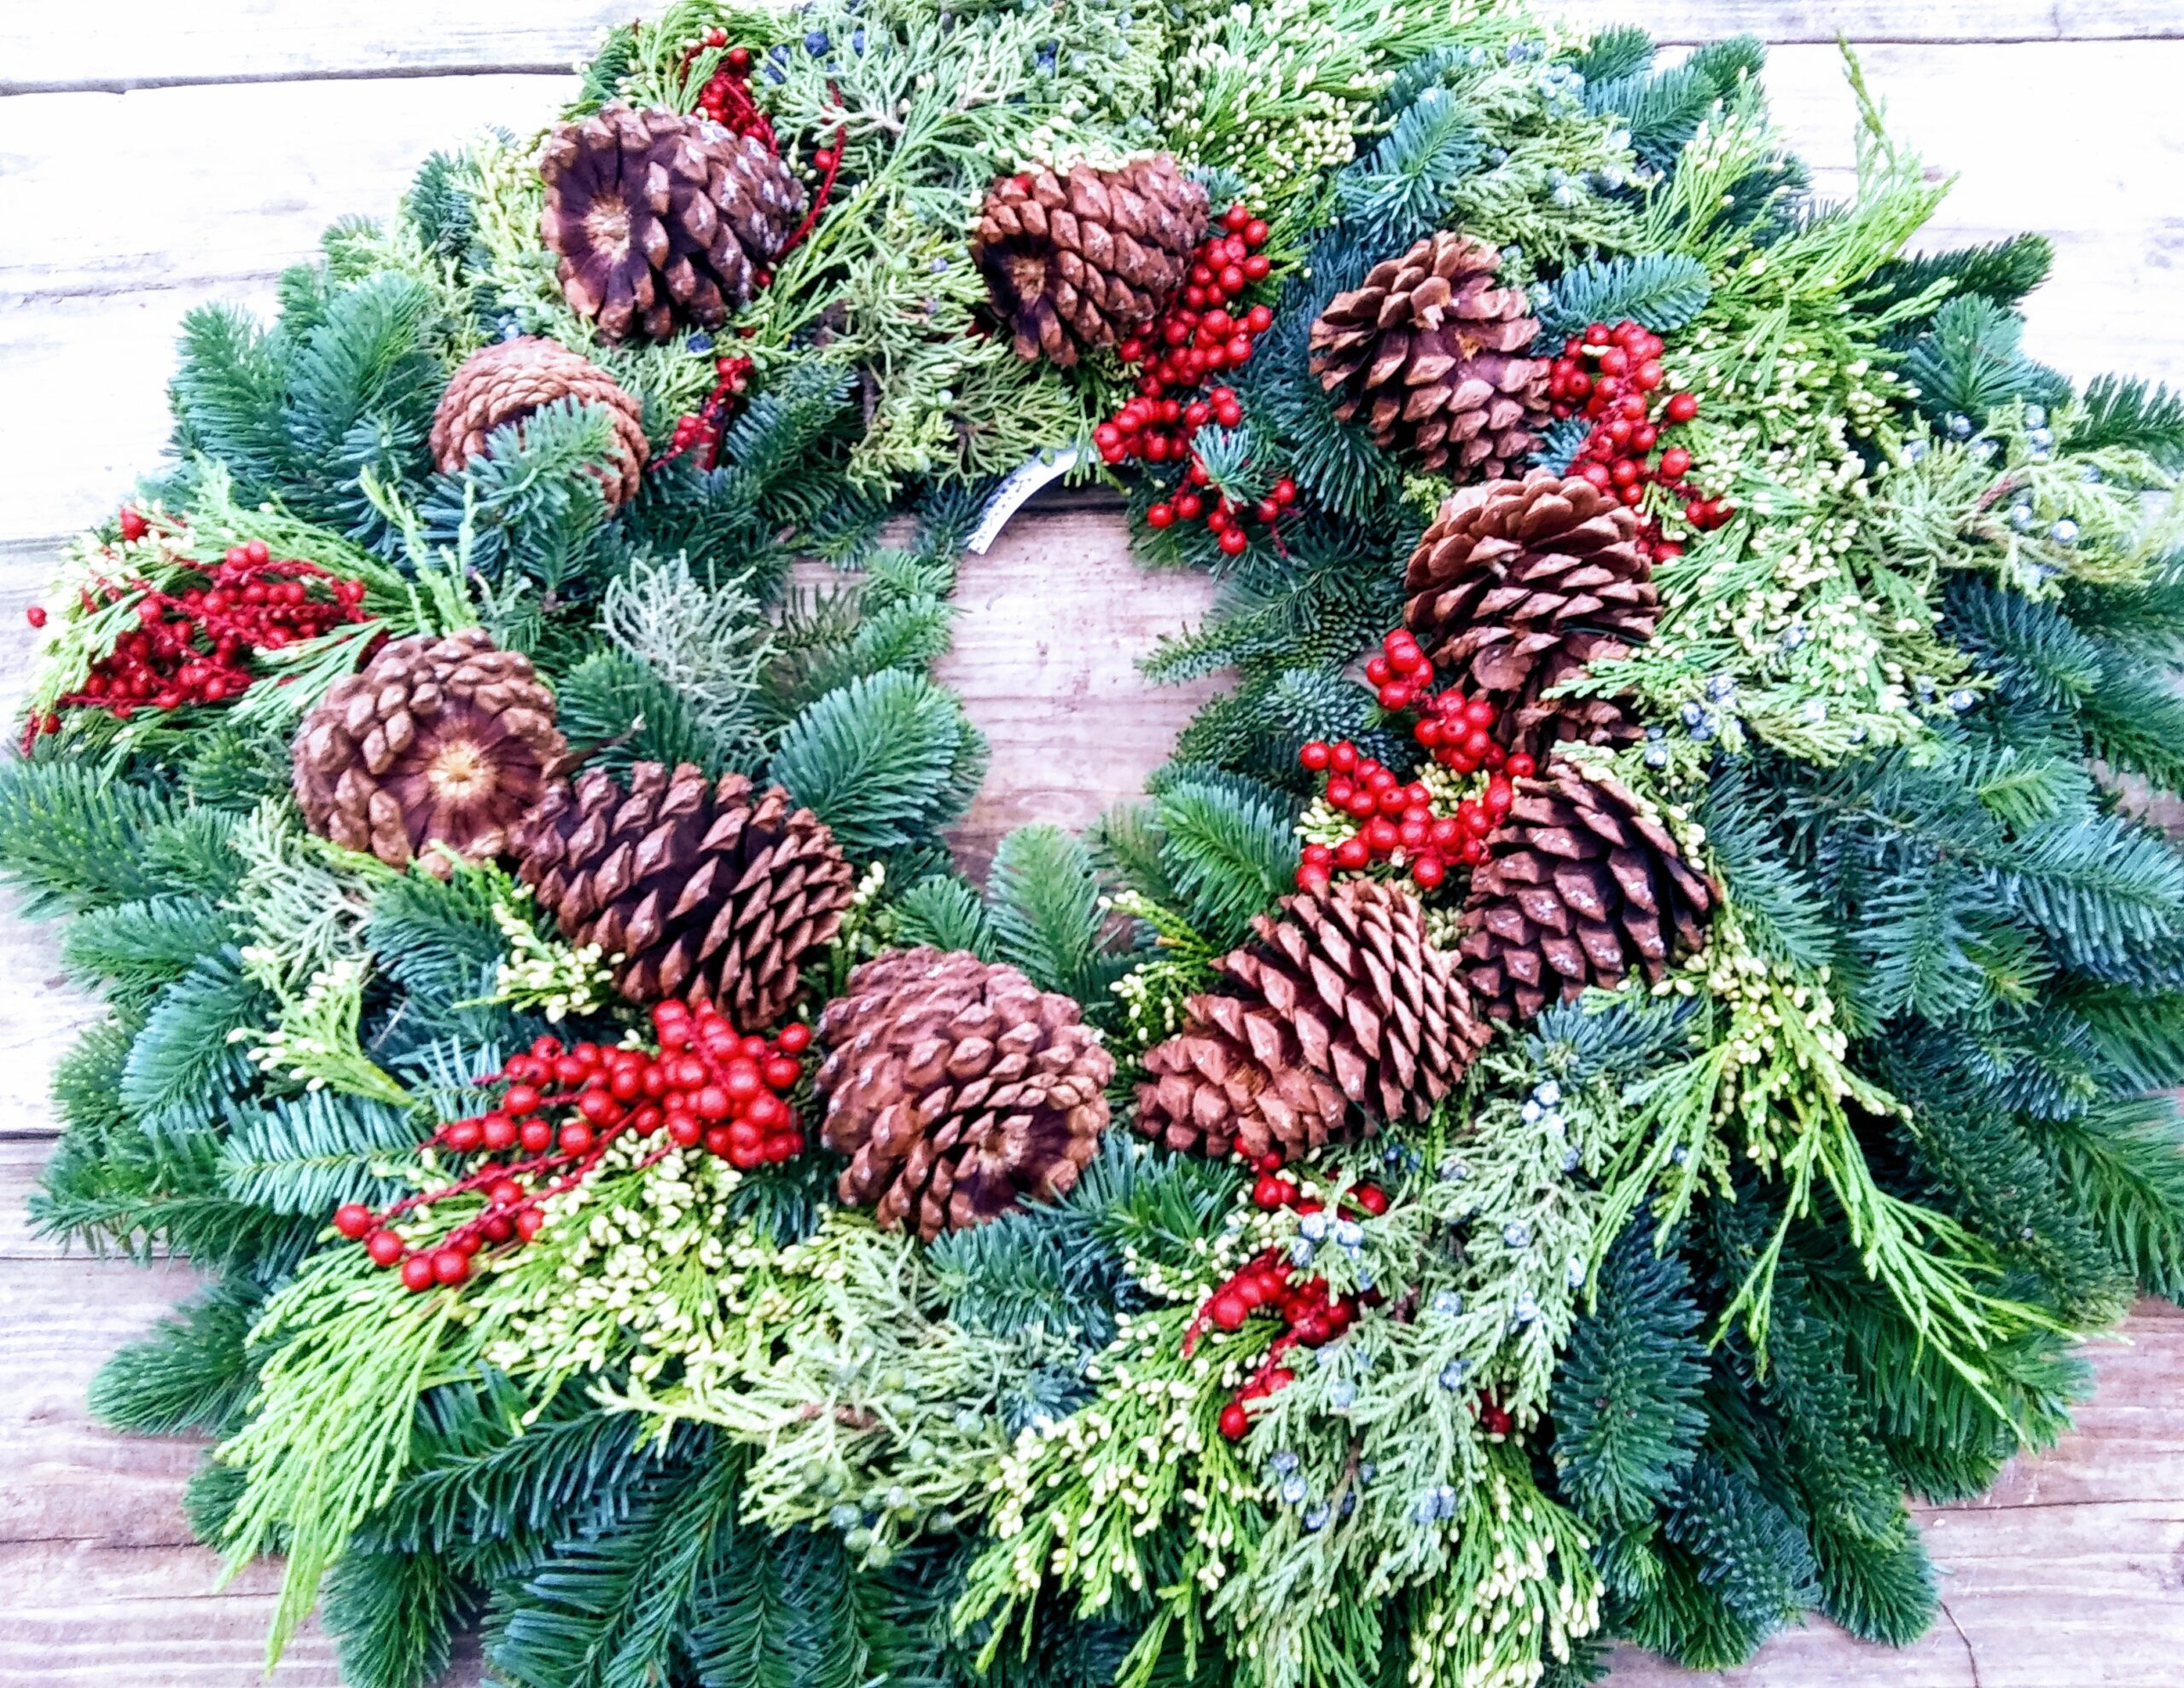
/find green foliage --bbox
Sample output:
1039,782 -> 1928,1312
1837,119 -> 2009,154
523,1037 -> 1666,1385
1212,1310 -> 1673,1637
2032,1095 -> 2184,1299
218,1091 -> 423,1215
61,894 -> 235,1006
1539,253 -> 1711,340
1648,1456 -> 1816,1661
1333,87 -> 1481,251
555,647 -> 733,776
489,1441 -> 744,1688
1867,233 -> 2054,319
892,874 -> 996,958
1896,296 -> 2070,428
1552,1227 -> 1708,1529
986,824 -> 1133,1011
118,949 -> 269,1130
421,398 -> 619,594
2069,373 -> 2184,470
768,669 -> 985,856
0,760 -> 203,914
323,1546 -> 473,1688
90,1278 -> 264,1437
1138,774 -> 1298,947
1585,36 -> 1766,170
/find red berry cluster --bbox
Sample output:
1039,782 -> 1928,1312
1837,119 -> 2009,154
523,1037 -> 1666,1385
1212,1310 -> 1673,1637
1093,205 -> 1292,558
331,1006 -> 812,1293
683,29 -> 775,148
1294,739 -> 1521,894
1548,319 -> 1728,553
659,355 -> 756,473
1115,202 -> 1275,381
1140,443 -> 1298,558
117,506 -> 152,542
30,532 -> 368,741
1196,1162 -> 1390,1441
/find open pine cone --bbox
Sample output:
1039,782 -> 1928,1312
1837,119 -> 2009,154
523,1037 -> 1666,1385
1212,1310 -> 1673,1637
1404,471 -> 1658,756
814,948 -> 1113,1239
1136,879 -> 1490,1163
510,763 -> 854,1025
1458,755 -> 1714,1019
293,629 -> 567,871
1308,231 -> 1549,477
973,155 -> 1208,366
430,337 -> 651,507
539,102 -> 804,343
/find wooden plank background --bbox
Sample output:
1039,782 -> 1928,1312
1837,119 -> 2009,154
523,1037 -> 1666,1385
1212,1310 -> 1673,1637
3,2 -> 2181,1682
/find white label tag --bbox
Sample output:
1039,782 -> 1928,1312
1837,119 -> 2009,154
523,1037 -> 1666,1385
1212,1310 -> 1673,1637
965,447 -> 1083,554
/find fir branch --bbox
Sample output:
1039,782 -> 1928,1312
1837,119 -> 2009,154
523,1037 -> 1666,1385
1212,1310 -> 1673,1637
90,1277 -> 264,1437
1539,253 -> 1711,340
768,669 -> 985,856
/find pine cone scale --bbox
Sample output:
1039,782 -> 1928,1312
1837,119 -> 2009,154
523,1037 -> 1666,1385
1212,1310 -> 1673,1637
512,763 -> 852,1024
1136,881 -> 1489,1161
816,949 -> 1112,1238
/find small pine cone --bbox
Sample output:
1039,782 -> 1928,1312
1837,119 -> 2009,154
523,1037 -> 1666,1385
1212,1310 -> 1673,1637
429,337 -> 651,507
814,948 -> 1114,1239
1404,470 -> 1658,756
1135,879 -> 1490,1162
973,154 -> 1209,366
539,102 -> 804,343
1308,231 -> 1549,477
510,763 -> 854,1025
1458,755 -> 1715,1020
293,629 -> 567,871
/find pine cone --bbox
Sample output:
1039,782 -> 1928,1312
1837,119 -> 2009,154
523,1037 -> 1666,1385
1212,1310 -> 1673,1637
1135,879 -> 1490,1163
1458,756 -> 1714,1020
814,948 -> 1114,1239
1308,231 -> 1549,476
293,629 -> 567,871
1404,471 -> 1658,755
539,102 -> 804,343
510,763 -> 853,1024
430,337 -> 651,507
973,155 -> 1208,366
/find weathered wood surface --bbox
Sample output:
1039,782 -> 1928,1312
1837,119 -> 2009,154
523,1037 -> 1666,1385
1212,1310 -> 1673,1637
5,3 -> 2184,1683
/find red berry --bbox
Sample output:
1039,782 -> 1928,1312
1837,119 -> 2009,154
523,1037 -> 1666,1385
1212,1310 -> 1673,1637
1334,837 -> 1369,871
432,1247 -> 469,1286
1219,1401 -> 1251,1440
366,1229 -> 404,1266
1507,752 -> 1536,779
1217,526 -> 1248,556
519,1118 -> 553,1153
1664,392 -> 1699,423
1210,1291 -> 1250,1331
560,1121 -> 595,1155
1299,740 -> 1331,770
330,1202 -> 372,1238
1223,202 -> 1250,232
1412,854 -> 1445,890
401,1255 -> 436,1292
482,1114 -> 518,1151
515,1208 -> 547,1241
502,1082 -> 542,1117
1353,1184 -> 1390,1216
1146,502 -> 1175,529
775,1023 -> 812,1056
25,606 -> 46,629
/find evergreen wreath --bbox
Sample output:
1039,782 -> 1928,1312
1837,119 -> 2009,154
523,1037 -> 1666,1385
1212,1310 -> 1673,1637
15,3 -> 2184,1685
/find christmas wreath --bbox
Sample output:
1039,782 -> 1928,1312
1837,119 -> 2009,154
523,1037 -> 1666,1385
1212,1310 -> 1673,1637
17,3 -> 2184,1685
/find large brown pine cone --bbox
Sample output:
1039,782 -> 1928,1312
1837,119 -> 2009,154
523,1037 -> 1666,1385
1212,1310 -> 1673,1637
1404,471 -> 1658,756
539,102 -> 804,343
814,948 -> 1114,1239
293,629 -> 567,871
429,337 -> 651,507
1135,879 -> 1490,1163
1458,756 -> 1714,1020
973,155 -> 1208,366
1308,231 -> 1550,477
510,763 -> 853,1024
